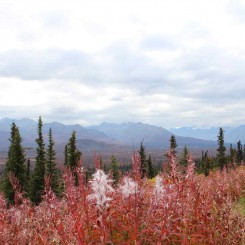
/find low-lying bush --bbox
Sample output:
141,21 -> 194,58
0,153 -> 244,244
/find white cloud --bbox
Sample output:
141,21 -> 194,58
0,0 -> 244,128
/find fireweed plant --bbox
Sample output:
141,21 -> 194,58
0,152 -> 244,244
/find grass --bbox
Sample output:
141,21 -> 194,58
236,195 -> 245,216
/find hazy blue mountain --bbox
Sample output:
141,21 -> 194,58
2,118 -> 239,153
170,126 -> 245,144
226,125 -> 245,144
170,127 -> 220,141
90,122 -> 217,148
0,118 -> 115,150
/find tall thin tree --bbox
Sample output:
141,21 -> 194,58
30,117 -> 46,204
2,122 -> 26,204
217,127 -> 226,171
46,128 -> 58,194
110,154 -> 119,186
138,141 -> 147,178
170,135 -> 178,158
236,140 -> 243,164
66,131 -> 81,170
147,155 -> 155,179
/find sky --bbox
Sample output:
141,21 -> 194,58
0,0 -> 244,129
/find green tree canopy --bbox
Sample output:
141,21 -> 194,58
2,122 -> 26,204
217,127 -> 226,171
110,154 -> 119,185
46,128 -> 59,194
65,131 -> 81,170
138,141 -> 147,178
170,135 -> 178,157
30,116 -> 46,204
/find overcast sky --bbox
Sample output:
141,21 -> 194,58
0,0 -> 244,128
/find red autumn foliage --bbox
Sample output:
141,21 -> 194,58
0,152 -> 244,244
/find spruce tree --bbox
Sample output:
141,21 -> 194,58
181,145 -> 188,166
26,158 -> 31,194
229,144 -> 236,166
110,154 -> 119,185
138,141 -> 147,178
46,128 -> 59,194
217,127 -> 226,171
170,135 -> 178,157
31,117 -> 46,204
64,131 -> 81,186
147,155 -> 155,179
64,144 -> 68,166
236,140 -> 243,164
2,122 -> 26,204
66,131 -> 81,170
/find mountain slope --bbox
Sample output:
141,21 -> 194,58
0,118 -> 115,150
170,125 -> 245,144
90,122 -> 217,148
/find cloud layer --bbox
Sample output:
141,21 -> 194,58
0,0 -> 244,128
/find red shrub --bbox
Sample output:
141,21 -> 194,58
0,153 -> 244,244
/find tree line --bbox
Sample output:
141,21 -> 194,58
0,117 -> 244,205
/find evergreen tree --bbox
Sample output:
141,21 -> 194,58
147,155 -> 155,179
170,135 -> 178,157
46,128 -> 59,193
236,140 -> 243,164
138,141 -> 147,178
203,151 -> 210,176
110,154 -> 119,185
30,117 -> 46,204
66,131 -> 81,170
26,158 -> 31,193
2,122 -> 26,204
217,127 -> 226,171
26,158 -> 31,181
65,131 -> 81,186
229,144 -> 236,165
64,144 -> 68,166
181,145 -> 188,166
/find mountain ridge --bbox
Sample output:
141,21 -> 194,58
1,118 -> 243,153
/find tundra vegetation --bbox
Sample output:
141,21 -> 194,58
0,118 -> 244,244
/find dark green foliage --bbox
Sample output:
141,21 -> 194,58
181,145 -> 188,167
30,117 -> 46,204
110,154 -> 119,185
26,158 -> 31,181
203,151 -> 210,176
65,131 -> 81,170
138,142 -> 147,178
217,127 -> 226,171
236,140 -> 243,164
170,135 -> 178,157
65,131 -> 81,186
2,123 -> 26,204
229,144 -> 236,164
64,144 -> 68,166
46,128 -> 59,194
147,155 -> 155,179
25,158 -> 31,194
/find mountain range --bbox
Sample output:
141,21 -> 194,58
170,126 -> 245,144
0,118 -> 244,155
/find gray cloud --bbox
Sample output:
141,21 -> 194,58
0,49 -> 96,81
0,40 -> 244,103
0,35 -> 245,128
